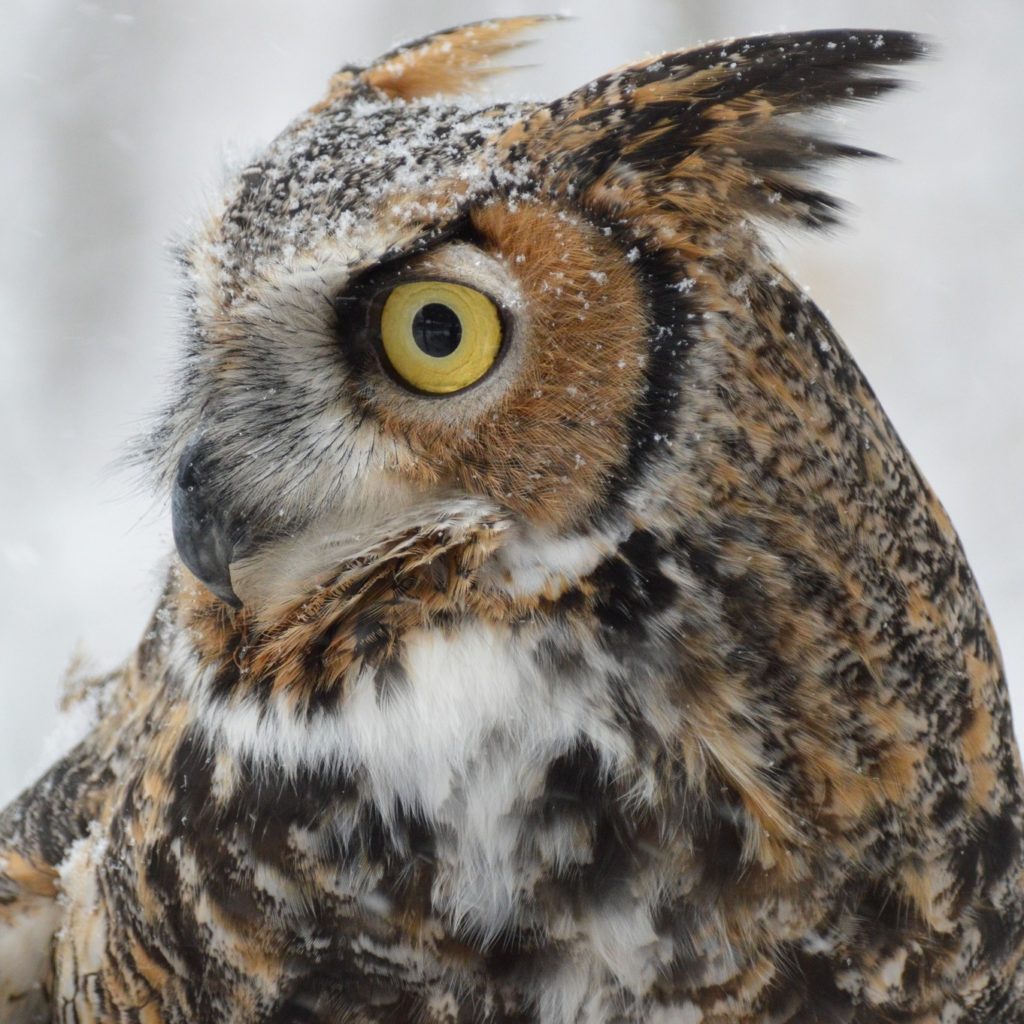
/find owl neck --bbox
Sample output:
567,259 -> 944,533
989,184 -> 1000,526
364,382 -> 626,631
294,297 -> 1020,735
169,503 -> 887,862
171,516 -> 623,705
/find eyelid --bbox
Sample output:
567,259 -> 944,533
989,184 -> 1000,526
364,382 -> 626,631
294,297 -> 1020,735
333,269 -> 502,328
337,213 -> 478,301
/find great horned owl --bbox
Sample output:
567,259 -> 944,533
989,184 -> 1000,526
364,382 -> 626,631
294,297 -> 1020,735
1,17 -> 1021,1023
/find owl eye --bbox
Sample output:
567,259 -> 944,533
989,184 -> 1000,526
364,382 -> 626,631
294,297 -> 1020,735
378,281 -> 503,395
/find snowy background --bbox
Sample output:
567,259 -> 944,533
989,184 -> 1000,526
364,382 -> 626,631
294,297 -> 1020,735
1,0 -> 1021,804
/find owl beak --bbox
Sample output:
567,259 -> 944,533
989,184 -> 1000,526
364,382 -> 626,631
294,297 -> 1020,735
171,438 -> 245,608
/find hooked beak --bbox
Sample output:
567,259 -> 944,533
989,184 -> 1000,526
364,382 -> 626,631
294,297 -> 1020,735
171,437 -> 247,608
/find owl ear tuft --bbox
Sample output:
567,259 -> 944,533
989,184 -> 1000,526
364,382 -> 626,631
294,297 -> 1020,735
317,17 -> 561,107
501,30 -> 930,230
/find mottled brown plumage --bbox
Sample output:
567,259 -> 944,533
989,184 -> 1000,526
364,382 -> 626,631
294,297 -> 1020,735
2,19 -> 1021,1024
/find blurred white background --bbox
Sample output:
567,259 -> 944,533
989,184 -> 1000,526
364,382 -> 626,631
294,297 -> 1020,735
1,0 -> 1021,804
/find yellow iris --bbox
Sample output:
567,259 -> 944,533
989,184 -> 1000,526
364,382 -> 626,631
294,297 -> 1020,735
379,281 -> 502,394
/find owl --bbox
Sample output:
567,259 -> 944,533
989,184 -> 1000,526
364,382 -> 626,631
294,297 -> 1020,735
1,16 -> 1021,1023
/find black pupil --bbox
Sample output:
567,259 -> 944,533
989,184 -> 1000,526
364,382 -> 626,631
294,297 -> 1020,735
411,303 -> 462,358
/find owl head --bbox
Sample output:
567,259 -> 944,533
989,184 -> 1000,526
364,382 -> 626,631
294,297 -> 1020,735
152,18 -> 927,620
